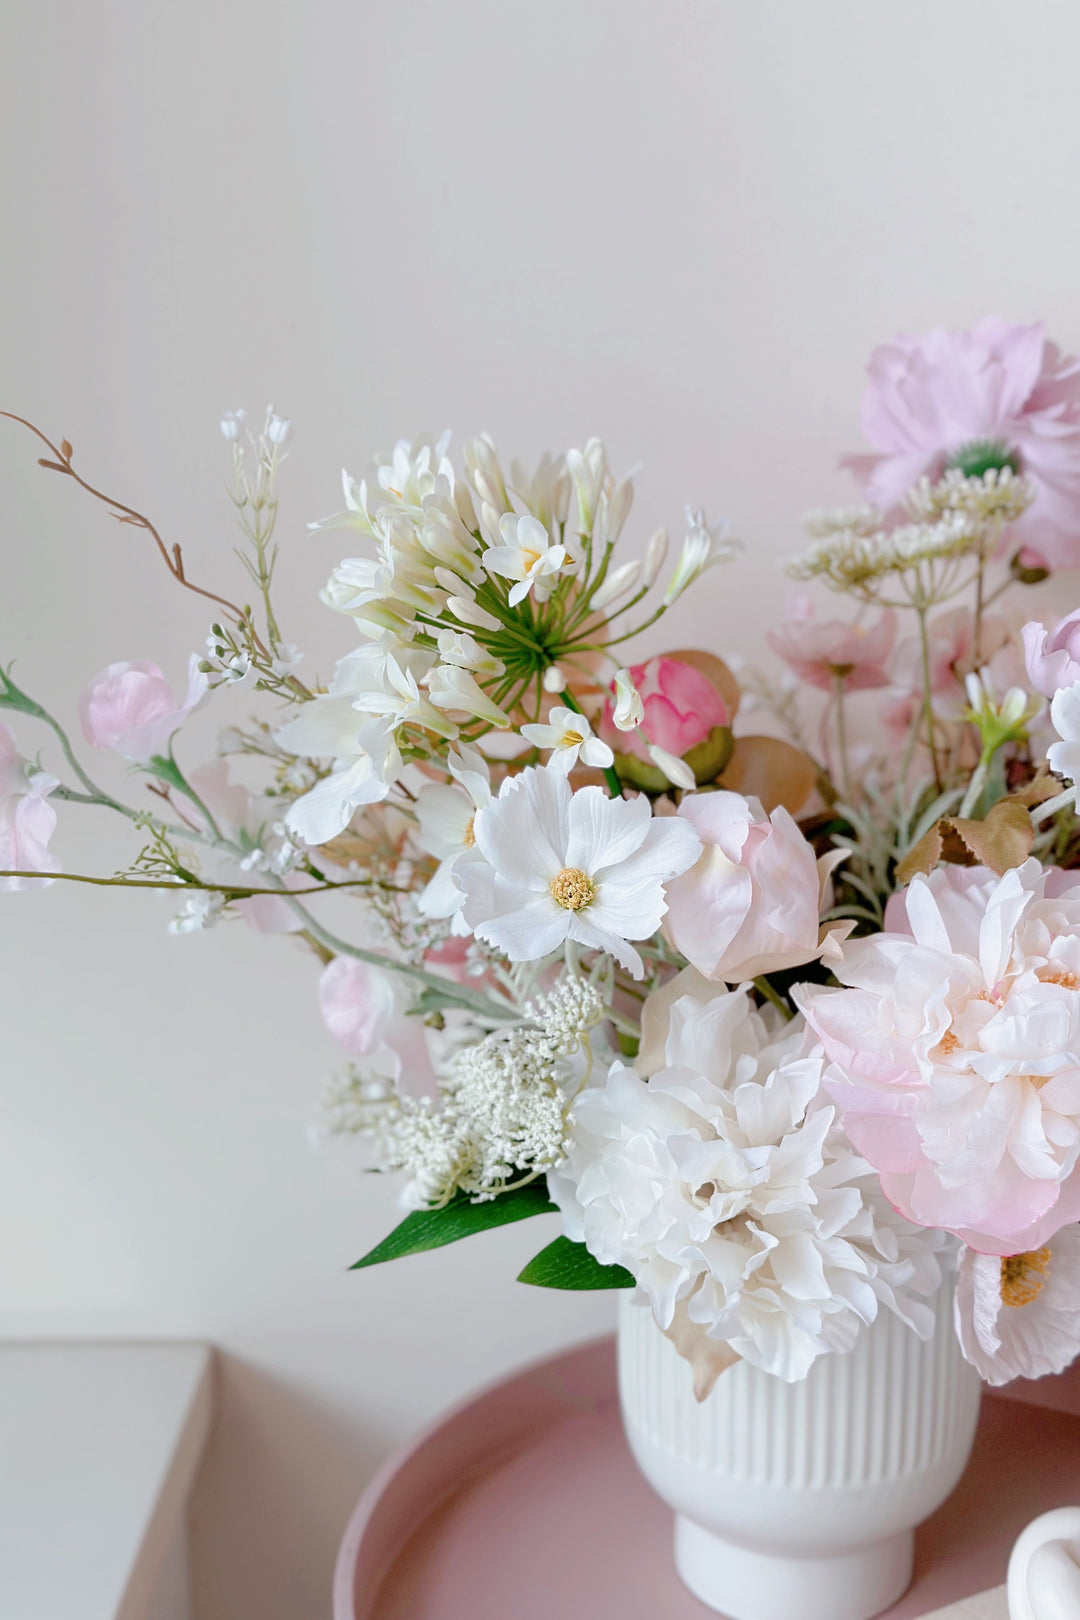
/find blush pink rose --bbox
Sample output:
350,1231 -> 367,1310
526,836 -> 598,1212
0,721 -> 60,891
603,655 -> 728,764
1022,608 -> 1080,699
844,319 -> 1080,570
766,604 -> 896,692
663,790 -> 845,982
80,655 -> 208,763
798,860 -> 1080,1256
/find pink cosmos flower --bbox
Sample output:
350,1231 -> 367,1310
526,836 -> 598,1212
602,655 -> 728,764
845,320 -> 1080,570
797,860 -> 1080,1256
80,655 -> 208,763
766,602 -> 896,692
1022,608 -> 1080,699
0,720 -> 59,890
663,790 -> 849,982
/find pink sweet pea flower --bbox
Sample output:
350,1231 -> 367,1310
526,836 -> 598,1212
184,761 -> 304,936
766,603 -> 896,692
797,860 -> 1080,1256
80,655 -> 208,763
663,790 -> 849,982
844,320 -> 1080,571
0,720 -> 59,890
318,956 -> 431,1086
1022,608 -> 1080,699
602,655 -> 729,764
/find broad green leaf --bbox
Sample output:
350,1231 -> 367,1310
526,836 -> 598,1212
517,1235 -> 634,1290
351,1177 -> 556,1270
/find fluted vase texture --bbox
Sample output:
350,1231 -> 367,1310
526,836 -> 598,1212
617,1278 -> 981,1620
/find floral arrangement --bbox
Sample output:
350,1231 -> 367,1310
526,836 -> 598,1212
8,316 -> 1080,1397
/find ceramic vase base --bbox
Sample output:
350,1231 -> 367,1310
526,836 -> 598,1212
674,1514 -> 913,1620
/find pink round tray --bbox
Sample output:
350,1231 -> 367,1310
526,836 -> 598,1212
334,1335 -> 1080,1620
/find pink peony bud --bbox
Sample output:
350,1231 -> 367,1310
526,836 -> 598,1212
603,656 -> 728,761
1022,609 -> 1080,699
80,655 -> 208,763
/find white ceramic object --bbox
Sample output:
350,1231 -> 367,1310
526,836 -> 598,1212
1007,1508 -> 1080,1620
617,1278 -> 982,1620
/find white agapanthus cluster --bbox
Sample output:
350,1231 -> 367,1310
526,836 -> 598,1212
548,984 -> 946,1389
335,975 -> 605,1208
272,432 -> 736,849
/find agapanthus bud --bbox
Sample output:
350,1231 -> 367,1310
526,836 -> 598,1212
647,745 -> 696,791
543,666 -> 567,694
612,669 -> 644,731
642,528 -> 669,588
590,560 -> 641,611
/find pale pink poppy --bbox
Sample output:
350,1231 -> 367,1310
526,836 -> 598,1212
0,721 -> 59,890
798,860 -> 1080,1256
664,790 -> 848,982
767,604 -> 896,692
844,320 -> 1080,570
80,655 -> 208,763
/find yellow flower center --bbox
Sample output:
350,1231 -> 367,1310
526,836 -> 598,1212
521,547 -> 542,572
1000,1247 -> 1052,1308
1039,967 -> 1080,990
563,728 -> 586,747
462,815 -> 476,848
550,866 -> 595,911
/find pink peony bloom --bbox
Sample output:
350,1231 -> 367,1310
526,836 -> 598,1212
0,721 -> 59,890
767,603 -> 896,693
1022,608 -> 1080,699
664,790 -> 849,982
80,655 -> 208,763
602,655 -> 728,764
797,860 -> 1080,1256
845,320 -> 1080,571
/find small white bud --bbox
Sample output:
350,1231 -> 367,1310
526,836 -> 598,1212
266,410 -> 294,446
642,528 -> 669,588
590,559 -> 641,611
612,669 -> 644,731
220,409 -> 246,442
543,666 -> 567,694
648,745 -> 696,792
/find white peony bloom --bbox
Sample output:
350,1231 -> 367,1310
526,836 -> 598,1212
548,986 -> 945,1389
456,764 -> 701,977
1049,680 -> 1080,784
415,744 -> 492,929
954,1225 -> 1080,1385
519,705 -> 614,775
483,513 -> 572,607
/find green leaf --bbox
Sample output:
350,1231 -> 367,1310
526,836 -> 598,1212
0,666 -> 48,720
517,1236 -> 634,1290
351,1177 -> 557,1270
147,753 -> 190,794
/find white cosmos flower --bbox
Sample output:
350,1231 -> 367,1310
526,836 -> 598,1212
519,706 -> 614,774
483,513 -> 571,607
415,744 -> 492,929
1049,680 -> 1080,784
954,1226 -> 1080,1385
456,764 -> 701,977
548,985 -> 945,1390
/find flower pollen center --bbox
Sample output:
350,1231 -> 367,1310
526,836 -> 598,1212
1001,1247 -> 1051,1308
550,866 -> 595,911
521,547 -> 542,572
462,815 -> 476,848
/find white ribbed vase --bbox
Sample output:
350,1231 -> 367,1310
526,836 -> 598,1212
618,1279 -> 981,1620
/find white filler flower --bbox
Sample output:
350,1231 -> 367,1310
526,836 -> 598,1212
549,984 -> 944,1390
456,764 -> 700,977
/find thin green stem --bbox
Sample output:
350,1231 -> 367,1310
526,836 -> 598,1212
753,976 -> 794,1020
915,597 -> 944,792
832,673 -> 852,806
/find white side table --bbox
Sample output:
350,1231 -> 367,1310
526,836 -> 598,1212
0,1342 -> 213,1620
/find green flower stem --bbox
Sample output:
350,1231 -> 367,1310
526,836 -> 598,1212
957,746 -> 994,820
0,869 -> 407,899
559,689 -> 623,798
914,593 -> 944,793
753,976 -> 794,1020
832,672 -> 852,806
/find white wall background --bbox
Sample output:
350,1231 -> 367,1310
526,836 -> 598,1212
3,3 -> 1080,1616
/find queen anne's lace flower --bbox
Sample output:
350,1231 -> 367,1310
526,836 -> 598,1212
456,764 -> 701,977
799,861 -> 1080,1255
954,1225 -> 1080,1385
548,986 -> 944,1388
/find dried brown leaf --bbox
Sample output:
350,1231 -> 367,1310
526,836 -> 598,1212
717,734 -> 816,815
896,799 -> 1034,886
